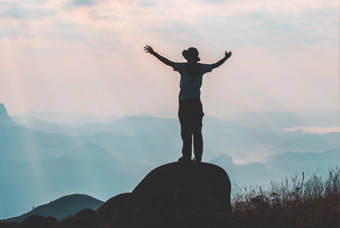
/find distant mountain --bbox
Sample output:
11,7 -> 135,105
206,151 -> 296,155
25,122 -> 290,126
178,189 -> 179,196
269,132 -> 340,153
10,116 -> 177,164
273,129 -> 306,137
0,104 -> 76,163
53,142 -> 139,189
0,103 -> 16,125
25,110 -> 122,126
0,104 -> 138,219
225,109 -> 340,130
210,154 -> 270,186
13,113 -> 327,162
2,103 -> 339,219
85,115 -> 180,139
13,114 -> 286,151
265,147 -> 340,175
58,142 -> 118,166
4,194 -> 103,222
11,115 -> 185,161
11,116 -> 82,136
203,116 -> 284,147
210,148 -> 340,187
77,132 -> 177,165
81,116 -> 288,161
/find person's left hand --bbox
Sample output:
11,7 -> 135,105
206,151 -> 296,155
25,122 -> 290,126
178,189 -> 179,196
225,51 -> 232,58
144,45 -> 155,55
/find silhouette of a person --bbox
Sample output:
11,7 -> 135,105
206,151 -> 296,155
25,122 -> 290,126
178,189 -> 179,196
144,45 -> 232,162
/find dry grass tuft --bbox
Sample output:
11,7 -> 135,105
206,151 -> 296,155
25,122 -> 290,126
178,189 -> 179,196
231,166 -> 340,228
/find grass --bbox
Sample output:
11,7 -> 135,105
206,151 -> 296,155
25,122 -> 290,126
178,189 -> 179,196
231,166 -> 340,228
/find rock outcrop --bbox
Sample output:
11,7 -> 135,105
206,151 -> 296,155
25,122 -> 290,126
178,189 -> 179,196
116,162 -> 232,228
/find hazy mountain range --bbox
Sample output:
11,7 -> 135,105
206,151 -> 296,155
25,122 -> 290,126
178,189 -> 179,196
24,110 -> 122,126
16,108 -> 340,129
1,103 -> 339,219
224,109 -> 339,129
11,109 -> 339,162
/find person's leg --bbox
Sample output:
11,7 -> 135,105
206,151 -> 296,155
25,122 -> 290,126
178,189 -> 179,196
178,99 -> 193,161
193,115 -> 203,161
179,116 -> 193,159
192,98 -> 204,162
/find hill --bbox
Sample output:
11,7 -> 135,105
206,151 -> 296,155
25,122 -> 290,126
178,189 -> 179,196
4,194 -> 103,222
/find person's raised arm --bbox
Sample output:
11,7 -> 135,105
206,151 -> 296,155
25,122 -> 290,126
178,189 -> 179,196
144,45 -> 175,68
211,51 -> 232,69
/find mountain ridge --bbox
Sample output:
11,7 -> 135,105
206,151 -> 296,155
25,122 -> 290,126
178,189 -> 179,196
0,103 -> 15,125
3,194 -> 104,222
25,109 -> 122,126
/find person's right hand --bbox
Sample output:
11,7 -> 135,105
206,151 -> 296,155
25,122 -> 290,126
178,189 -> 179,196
144,45 -> 155,55
225,51 -> 232,58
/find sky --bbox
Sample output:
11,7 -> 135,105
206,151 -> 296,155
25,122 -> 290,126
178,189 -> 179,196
0,0 -> 339,117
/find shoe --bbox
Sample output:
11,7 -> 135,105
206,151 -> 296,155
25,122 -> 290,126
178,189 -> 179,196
193,157 -> 201,162
178,156 -> 191,162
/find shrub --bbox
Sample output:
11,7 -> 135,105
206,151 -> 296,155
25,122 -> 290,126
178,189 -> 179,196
231,166 -> 340,228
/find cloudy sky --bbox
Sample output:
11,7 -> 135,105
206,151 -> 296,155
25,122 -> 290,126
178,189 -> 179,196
0,0 -> 338,116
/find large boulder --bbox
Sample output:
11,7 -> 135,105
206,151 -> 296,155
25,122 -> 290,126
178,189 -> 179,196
95,193 -> 131,218
116,162 -> 232,228
92,193 -> 131,227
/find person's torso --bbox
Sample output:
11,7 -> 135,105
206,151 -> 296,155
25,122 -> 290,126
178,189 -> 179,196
173,62 -> 212,100
179,63 -> 204,98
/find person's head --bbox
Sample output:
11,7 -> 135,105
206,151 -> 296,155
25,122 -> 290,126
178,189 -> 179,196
182,47 -> 200,63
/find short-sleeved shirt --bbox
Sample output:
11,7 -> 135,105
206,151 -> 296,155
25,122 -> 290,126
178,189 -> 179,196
173,63 -> 213,100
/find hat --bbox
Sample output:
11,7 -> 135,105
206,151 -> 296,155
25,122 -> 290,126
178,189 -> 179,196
182,47 -> 200,62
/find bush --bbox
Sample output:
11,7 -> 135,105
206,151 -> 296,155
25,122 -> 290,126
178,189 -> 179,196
231,166 -> 340,228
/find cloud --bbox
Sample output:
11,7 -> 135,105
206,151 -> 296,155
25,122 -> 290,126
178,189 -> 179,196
244,8 -> 338,46
198,0 -> 225,4
0,3 -> 55,20
1,8 -> 53,20
1,0 -> 338,116
139,0 -> 158,7
179,1 -> 339,50
71,0 -> 107,6
72,0 -> 97,6
151,21 -> 195,45
0,26 -> 31,38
